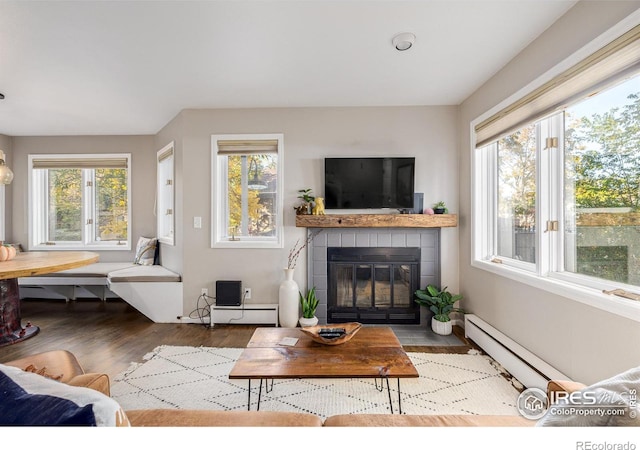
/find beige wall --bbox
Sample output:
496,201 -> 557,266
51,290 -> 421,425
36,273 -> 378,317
10,135 -> 155,262
459,1 -> 640,384
175,106 -> 459,317
0,134 -> 13,241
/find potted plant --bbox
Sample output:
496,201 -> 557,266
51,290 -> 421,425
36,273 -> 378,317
297,188 -> 315,215
414,284 -> 463,335
299,286 -> 319,327
433,201 -> 448,214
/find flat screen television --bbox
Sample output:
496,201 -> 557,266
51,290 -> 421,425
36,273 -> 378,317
324,157 -> 415,209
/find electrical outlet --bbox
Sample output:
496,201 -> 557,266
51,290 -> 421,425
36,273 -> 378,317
201,288 -> 208,297
244,288 -> 251,299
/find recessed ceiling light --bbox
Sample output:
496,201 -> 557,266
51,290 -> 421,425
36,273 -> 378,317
392,32 -> 415,51
0,93 -> 4,100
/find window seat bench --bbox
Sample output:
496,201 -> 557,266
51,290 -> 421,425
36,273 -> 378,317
18,263 -> 183,324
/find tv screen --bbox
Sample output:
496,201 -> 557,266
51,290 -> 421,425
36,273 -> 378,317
324,157 -> 415,209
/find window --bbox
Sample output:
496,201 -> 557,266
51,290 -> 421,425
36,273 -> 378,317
29,154 -> 131,250
157,142 -> 175,245
211,134 -> 283,248
473,22 -> 640,317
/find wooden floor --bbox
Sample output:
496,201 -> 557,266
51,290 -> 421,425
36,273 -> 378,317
0,298 -> 477,379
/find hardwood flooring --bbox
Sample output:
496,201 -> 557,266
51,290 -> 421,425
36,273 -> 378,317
0,298 -> 477,379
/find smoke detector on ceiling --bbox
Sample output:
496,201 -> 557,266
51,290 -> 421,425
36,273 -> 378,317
392,32 -> 416,51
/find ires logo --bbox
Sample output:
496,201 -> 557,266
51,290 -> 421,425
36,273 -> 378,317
549,391 -> 599,405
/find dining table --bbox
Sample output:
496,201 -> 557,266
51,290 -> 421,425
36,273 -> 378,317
0,251 -> 99,346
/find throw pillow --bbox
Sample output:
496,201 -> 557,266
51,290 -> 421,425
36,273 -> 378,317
133,236 -> 157,266
537,365 -> 640,426
0,364 -> 128,426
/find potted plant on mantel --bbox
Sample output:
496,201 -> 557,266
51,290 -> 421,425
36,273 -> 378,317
299,286 -> 319,327
296,188 -> 315,215
414,284 -> 463,336
433,201 -> 448,214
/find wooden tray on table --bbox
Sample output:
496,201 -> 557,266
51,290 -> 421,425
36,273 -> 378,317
300,322 -> 362,345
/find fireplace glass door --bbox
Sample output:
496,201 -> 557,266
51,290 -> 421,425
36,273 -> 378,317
328,247 -> 419,324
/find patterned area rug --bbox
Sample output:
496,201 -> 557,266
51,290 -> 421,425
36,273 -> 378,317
111,345 -> 524,419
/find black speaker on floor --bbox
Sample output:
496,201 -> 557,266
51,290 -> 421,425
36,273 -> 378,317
216,280 -> 242,306
412,193 -> 424,214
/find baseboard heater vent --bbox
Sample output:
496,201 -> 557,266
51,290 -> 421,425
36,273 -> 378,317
465,314 -> 571,390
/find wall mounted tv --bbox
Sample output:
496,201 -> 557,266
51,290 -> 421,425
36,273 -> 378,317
324,157 -> 415,209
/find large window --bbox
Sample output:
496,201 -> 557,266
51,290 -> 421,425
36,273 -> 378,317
157,142 -> 175,245
211,134 -> 283,248
473,22 -> 640,316
29,154 -> 131,250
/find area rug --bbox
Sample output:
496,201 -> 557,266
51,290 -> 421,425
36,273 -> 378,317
111,345 -> 524,419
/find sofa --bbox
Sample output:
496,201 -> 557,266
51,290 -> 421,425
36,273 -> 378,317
3,350 -> 637,427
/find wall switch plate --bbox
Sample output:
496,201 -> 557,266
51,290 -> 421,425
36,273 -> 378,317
194,216 -> 202,228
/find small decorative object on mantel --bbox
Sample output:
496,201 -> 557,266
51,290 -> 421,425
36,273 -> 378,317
295,188 -> 315,215
433,201 -> 448,214
312,197 -> 325,215
300,322 -> 362,345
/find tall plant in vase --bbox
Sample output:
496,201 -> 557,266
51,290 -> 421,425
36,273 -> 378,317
279,229 -> 322,328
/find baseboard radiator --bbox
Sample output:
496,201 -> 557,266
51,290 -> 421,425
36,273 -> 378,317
464,314 -> 571,390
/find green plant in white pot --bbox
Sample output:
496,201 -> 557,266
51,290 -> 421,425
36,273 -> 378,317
299,286 -> 319,327
414,284 -> 463,335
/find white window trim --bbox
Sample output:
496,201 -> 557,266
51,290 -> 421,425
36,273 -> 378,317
157,142 -> 175,246
211,133 -> 284,249
28,153 -> 132,251
471,12 -> 640,323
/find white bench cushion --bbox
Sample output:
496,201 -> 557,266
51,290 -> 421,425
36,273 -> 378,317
107,265 -> 181,283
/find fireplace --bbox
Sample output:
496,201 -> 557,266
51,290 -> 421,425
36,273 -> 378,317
327,247 -> 420,324
306,227 -> 441,326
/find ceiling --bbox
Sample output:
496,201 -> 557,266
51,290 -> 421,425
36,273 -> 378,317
0,0 -> 578,136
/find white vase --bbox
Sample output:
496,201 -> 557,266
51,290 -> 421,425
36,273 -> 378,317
279,268 -> 299,328
299,316 -> 318,328
431,317 -> 452,335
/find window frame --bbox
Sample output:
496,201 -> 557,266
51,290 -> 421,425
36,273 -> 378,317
157,142 -> 175,246
211,133 -> 284,249
28,153 -> 132,251
471,14 -> 640,322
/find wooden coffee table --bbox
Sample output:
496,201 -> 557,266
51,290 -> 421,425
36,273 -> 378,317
229,326 -> 419,414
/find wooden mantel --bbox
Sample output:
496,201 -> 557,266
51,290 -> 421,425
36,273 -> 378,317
295,214 -> 458,228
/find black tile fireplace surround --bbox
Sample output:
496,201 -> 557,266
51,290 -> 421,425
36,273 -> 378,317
327,247 -> 420,324
306,228 -> 441,326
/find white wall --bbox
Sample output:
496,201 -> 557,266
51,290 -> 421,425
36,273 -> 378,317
176,106 -> 459,318
459,1 -> 640,384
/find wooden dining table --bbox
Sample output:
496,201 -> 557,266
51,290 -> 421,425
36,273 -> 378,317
0,251 -> 99,346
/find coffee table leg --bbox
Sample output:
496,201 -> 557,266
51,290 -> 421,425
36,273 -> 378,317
257,379 -> 263,411
385,377 -> 393,414
397,379 -> 402,414
247,379 -> 252,410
